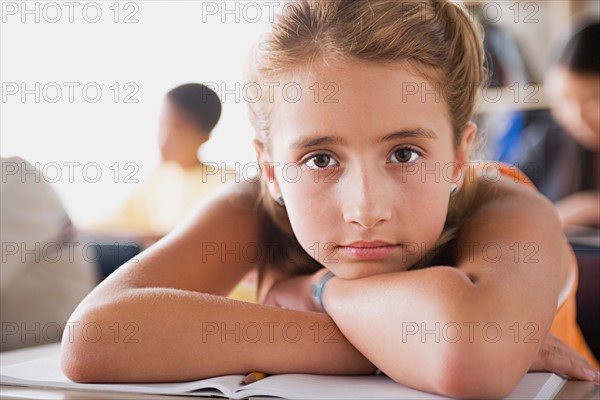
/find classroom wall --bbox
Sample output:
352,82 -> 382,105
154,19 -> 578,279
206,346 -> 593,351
2,1 -> 598,226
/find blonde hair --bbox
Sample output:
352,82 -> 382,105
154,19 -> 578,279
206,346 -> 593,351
245,0 -> 486,295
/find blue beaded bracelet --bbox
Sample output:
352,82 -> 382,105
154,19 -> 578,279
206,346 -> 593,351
310,271 -> 336,312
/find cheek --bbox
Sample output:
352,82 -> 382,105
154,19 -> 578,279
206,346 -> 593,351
582,103 -> 600,133
280,177 -> 334,259
403,177 -> 450,241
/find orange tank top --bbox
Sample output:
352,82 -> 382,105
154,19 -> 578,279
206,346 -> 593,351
476,161 -> 599,369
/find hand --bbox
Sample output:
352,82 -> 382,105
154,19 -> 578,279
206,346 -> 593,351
262,268 -> 330,312
529,332 -> 600,383
555,191 -> 600,228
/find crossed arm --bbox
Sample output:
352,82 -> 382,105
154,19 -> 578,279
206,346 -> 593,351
61,179 -> 598,399
264,175 -> 599,397
61,182 -> 377,383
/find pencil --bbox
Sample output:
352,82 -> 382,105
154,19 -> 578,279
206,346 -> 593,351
241,371 -> 268,385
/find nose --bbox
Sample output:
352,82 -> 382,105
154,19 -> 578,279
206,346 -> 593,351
342,167 -> 392,229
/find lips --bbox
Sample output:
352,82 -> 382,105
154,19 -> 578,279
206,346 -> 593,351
342,240 -> 394,248
338,241 -> 400,260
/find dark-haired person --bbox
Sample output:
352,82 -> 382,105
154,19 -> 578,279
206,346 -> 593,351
158,84 -> 223,169
517,22 -> 600,230
546,22 -> 600,229
96,83 -> 236,238
90,84 -> 252,298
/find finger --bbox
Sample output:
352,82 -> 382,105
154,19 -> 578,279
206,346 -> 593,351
261,296 -> 278,307
545,335 -> 597,373
536,347 -> 600,383
565,356 -> 600,384
558,344 -> 596,372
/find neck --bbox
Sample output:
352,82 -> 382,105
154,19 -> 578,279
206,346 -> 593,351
162,155 -> 202,169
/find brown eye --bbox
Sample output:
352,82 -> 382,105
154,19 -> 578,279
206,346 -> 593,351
305,154 -> 337,170
314,155 -> 330,168
390,147 -> 420,164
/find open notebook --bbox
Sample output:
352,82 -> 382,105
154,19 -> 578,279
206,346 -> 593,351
1,347 -> 566,399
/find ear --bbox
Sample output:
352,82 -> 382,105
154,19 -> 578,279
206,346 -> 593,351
453,121 -> 477,190
252,138 -> 281,199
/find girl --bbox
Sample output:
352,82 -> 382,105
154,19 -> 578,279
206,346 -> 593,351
62,1 -> 600,398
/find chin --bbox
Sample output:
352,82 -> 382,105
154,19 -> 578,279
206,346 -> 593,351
327,261 -> 407,280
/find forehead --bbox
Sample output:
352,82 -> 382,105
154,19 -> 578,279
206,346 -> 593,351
270,61 -> 454,147
563,70 -> 600,94
546,67 -> 600,92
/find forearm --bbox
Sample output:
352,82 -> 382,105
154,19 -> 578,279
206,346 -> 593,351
322,266 -> 545,398
555,191 -> 600,228
61,287 -> 375,383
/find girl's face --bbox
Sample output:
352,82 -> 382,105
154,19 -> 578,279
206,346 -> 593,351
256,61 -> 474,279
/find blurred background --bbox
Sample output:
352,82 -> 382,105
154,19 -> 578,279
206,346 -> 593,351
2,0 -> 272,226
1,0 -> 599,357
1,1 -> 598,225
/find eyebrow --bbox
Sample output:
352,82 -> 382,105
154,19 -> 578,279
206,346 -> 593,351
290,127 -> 438,149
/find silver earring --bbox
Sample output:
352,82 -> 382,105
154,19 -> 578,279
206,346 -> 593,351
276,195 -> 285,206
450,183 -> 458,197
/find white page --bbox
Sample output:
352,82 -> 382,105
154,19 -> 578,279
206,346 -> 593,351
233,374 -> 449,400
232,372 -> 566,400
0,354 -> 244,396
505,373 -> 566,400
1,348 -> 566,399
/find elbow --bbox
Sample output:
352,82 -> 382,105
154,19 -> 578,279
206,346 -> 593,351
61,349 -> 95,383
61,337 -> 101,383
60,305 -> 115,383
430,346 -> 522,399
382,342 -> 520,399
60,332 -> 106,383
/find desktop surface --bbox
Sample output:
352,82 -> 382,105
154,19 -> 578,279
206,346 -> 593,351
1,344 -> 598,400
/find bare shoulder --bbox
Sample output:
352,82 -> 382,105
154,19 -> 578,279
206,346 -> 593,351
211,177 -> 262,209
469,169 -> 554,215
181,178 -> 262,226
462,170 -> 563,244
456,169 -> 568,294
175,178 -> 264,247
92,179 -> 266,299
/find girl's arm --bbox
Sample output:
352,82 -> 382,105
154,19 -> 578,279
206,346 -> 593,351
61,181 -> 375,382
320,176 -> 579,398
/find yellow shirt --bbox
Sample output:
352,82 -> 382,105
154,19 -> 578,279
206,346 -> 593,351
97,161 -> 237,236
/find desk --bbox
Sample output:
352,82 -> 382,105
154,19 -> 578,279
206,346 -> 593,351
1,344 -> 599,399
